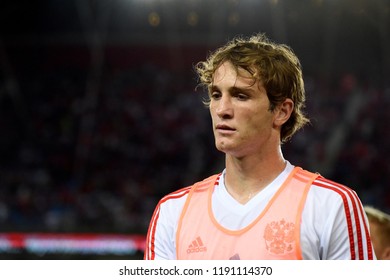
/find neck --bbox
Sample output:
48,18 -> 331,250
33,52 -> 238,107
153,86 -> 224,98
224,147 -> 287,204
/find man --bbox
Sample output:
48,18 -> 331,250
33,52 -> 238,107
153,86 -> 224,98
144,33 -> 374,259
364,206 -> 390,260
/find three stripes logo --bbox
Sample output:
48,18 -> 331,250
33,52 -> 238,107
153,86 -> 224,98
187,236 -> 207,254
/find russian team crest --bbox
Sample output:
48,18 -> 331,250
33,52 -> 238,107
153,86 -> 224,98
263,219 -> 295,255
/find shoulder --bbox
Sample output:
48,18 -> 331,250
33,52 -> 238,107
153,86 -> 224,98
310,176 -> 359,205
147,174 -> 219,242
158,174 -> 220,208
312,175 -> 354,193
294,166 -> 359,207
303,173 -> 365,235
296,167 -> 355,197
144,174 -> 220,260
305,175 -> 363,216
302,175 -> 374,259
159,186 -> 192,205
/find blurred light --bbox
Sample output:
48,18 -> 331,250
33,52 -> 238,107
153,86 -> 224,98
148,12 -> 161,27
0,233 -> 146,255
187,11 -> 199,26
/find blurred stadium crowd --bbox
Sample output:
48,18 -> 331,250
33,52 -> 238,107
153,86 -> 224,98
0,45 -> 389,237
0,46 -> 221,235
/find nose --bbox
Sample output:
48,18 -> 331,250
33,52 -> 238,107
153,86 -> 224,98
215,95 -> 233,119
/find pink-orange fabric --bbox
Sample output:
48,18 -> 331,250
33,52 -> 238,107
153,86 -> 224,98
176,167 -> 319,259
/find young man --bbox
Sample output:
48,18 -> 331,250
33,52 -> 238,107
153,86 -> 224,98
144,34 -> 375,260
364,206 -> 390,260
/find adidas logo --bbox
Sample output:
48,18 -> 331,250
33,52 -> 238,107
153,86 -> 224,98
187,236 -> 207,254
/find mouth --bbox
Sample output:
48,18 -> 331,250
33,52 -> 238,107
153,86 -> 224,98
216,124 -> 236,132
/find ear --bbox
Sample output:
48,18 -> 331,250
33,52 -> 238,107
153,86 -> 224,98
273,98 -> 294,127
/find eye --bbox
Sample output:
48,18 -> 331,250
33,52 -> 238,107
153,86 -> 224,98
235,93 -> 249,101
210,91 -> 222,100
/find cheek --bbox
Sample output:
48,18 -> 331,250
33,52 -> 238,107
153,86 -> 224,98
245,111 -> 273,130
209,103 -> 216,114
209,108 -> 217,122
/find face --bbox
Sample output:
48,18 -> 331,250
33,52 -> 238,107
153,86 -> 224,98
209,61 -> 283,158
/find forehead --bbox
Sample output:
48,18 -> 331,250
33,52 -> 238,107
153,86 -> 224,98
213,61 -> 257,88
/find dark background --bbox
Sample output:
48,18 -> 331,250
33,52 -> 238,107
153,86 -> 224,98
0,0 -> 389,259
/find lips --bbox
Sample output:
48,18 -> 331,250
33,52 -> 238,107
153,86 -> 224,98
216,124 -> 235,131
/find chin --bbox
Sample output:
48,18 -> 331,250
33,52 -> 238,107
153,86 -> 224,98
215,143 -> 227,153
215,143 -> 234,154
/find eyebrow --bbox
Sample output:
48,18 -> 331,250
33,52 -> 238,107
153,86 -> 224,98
209,85 -> 255,94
